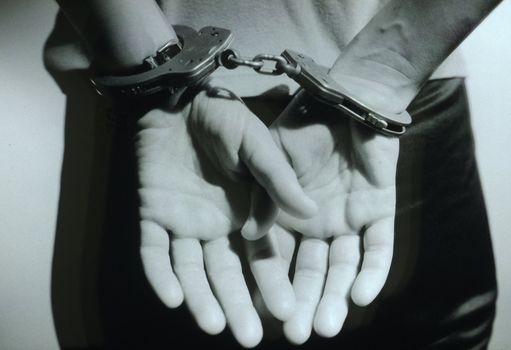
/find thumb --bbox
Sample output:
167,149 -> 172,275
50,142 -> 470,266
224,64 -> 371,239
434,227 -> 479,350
240,114 -> 318,219
241,183 -> 279,240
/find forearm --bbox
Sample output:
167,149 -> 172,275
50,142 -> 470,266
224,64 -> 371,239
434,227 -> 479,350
330,0 -> 501,112
57,0 -> 177,73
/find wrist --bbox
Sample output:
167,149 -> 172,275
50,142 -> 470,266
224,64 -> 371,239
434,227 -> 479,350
94,31 -> 178,75
89,0 -> 178,74
329,56 -> 421,115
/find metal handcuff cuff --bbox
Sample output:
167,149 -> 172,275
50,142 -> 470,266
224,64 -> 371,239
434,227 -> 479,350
91,26 -> 411,136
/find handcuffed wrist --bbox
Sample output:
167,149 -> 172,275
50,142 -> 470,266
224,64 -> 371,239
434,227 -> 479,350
90,25 -> 414,136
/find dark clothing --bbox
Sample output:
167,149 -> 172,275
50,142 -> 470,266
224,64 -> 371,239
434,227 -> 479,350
90,78 -> 496,349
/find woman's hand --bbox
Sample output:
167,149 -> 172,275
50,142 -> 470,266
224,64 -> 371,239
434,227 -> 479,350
135,85 -> 316,347
270,91 -> 400,344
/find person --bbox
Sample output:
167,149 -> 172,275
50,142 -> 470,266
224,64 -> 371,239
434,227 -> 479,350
47,0 -> 500,348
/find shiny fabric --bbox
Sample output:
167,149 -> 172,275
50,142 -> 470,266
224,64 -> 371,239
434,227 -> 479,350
97,78 -> 496,349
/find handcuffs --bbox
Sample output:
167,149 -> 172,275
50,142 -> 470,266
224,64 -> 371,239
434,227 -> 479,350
91,26 -> 411,136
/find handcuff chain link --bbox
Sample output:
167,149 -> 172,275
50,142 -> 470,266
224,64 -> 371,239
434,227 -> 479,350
220,49 -> 300,77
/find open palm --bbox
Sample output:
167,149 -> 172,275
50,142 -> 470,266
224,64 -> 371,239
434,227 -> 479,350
270,91 -> 399,343
135,86 -> 316,348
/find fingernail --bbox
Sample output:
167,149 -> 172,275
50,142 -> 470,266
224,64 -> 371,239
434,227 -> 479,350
241,219 -> 265,240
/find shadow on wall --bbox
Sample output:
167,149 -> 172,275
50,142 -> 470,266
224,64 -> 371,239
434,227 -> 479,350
44,12 -> 110,348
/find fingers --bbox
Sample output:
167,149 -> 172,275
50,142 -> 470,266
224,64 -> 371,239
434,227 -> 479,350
240,116 -> 318,219
241,183 -> 279,240
190,86 -> 317,220
246,228 -> 295,321
203,237 -> 263,348
171,238 -> 226,335
284,238 -> 329,345
314,235 -> 360,338
273,224 -> 297,269
139,220 -> 183,308
351,217 -> 394,306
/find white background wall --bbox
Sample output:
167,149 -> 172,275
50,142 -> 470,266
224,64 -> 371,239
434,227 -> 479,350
0,1 -> 63,349
461,3 -> 511,349
0,1 -> 510,349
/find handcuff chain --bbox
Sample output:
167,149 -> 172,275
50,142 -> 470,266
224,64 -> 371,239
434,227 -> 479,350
220,49 -> 300,77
